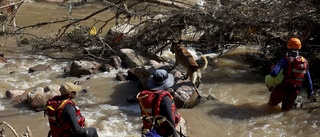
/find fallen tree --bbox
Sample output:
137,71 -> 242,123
1,0 -> 320,82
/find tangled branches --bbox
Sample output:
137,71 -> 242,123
106,0 -> 320,54
2,0 -> 320,62
0,0 -> 25,34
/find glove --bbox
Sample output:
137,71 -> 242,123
85,128 -> 99,137
308,94 -> 317,102
266,84 -> 274,92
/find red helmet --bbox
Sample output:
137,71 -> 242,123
287,38 -> 301,50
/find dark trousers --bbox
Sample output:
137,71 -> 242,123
268,86 -> 298,111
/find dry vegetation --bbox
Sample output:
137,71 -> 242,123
1,0 -> 320,79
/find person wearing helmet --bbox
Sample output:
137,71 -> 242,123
45,82 -> 99,137
267,37 -> 317,111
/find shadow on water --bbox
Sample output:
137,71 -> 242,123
110,80 -> 141,105
201,66 -> 265,86
199,49 -> 266,85
208,102 -> 282,120
100,79 -> 142,117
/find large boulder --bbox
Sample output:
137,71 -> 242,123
70,60 -> 101,77
105,23 -> 136,46
28,64 -> 52,73
27,84 -> 61,111
109,55 -> 122,69
173,79 -> 202,108
6,90 -> 25,99
119,48 -> 148,68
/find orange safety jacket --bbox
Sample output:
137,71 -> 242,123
136,90 -> 180,130
282,56 -> 308,88
44,96 -> 85,137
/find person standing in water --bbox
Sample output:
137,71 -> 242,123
267,37 -> 317,111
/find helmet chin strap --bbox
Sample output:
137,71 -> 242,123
288,49 -> 300,56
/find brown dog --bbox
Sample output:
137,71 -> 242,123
170,40 -> 208,88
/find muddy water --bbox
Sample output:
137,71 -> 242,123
0,1 -> 320,137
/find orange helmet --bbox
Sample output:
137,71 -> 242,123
287,38 -> 301,50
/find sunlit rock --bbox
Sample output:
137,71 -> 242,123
109,55 -> 122,69
105,23 -> 136,46
0,54 -> 7,63
70,60 -> 101,77
26,84 -> 61,111
119,48 -> 148,68
5,89 -> 25,99
99,63 -> 115,72
28,64 -> 52,73
116,71 -> 127,81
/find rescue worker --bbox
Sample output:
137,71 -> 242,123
267,37 -> 317,111
136,69 -> 181,137
45,82 -> 98,137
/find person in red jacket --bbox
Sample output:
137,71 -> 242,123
45,82 -> 98,137
137,69 -> 181,137
267,37 -> 317,111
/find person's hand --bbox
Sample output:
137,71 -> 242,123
266,84 -> 274,92
308,94 -> 317,102
85,128 -> 99,137
270,64 -> 275,69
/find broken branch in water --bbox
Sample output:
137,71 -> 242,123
0,121 -> 32,137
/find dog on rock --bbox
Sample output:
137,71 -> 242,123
170,40 -> 208,88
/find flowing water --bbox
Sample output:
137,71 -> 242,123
0,1 -> 320,137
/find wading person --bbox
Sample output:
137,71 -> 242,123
267,37 -> 317,111
136,69 -> 181,137
45,82 -> 99,137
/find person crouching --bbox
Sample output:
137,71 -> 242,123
45,82 -> 98,137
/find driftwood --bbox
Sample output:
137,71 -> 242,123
0,121 -> 32,137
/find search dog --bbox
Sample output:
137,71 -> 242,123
170,40 -> 208,88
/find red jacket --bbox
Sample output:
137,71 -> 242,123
137,90 -> 180,130
45,96 -> 85,137
282,56 -> 308,87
